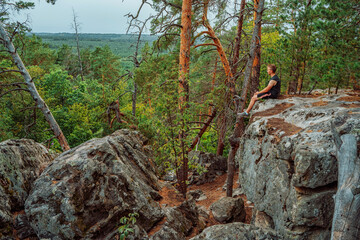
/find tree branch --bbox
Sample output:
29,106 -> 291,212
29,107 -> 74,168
161,0 -> 182,10
194,43 -> 219,49
0,69 -> 22,74
0,88 -> 30,98
188,108 -> 217,153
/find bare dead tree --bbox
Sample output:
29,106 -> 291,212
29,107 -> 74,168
71,8 -> 84,81
125,13 -> 151,118
107,100 -> 127,128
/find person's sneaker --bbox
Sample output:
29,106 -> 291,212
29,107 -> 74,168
237,111 -> 249,117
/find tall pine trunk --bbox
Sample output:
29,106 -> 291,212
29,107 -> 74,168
177,0 -> 192,198
0,22 -> 70,151
250,0 -> 262,96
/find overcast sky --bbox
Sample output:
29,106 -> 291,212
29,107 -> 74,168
19,0 -> 154,34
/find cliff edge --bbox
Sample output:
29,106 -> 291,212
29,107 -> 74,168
237,92 -> 360,239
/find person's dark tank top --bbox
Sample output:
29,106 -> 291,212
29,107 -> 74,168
269,75 -> 281,97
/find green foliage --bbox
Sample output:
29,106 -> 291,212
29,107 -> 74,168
262,0 -> 359,92
118,212 -> 139,240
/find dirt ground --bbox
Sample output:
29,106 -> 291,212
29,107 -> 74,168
151,171 -> 254,239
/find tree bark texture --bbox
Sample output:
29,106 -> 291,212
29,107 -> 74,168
177,0 -> 192,198
132,83 -> 137,117
209,57 -> 218,115
216,113 -> 227,156
250,0 -> 262,96
226,0 -> 265,197
331,124 -> 360,240
231,0 -> 246,81
0,22 -> 70,151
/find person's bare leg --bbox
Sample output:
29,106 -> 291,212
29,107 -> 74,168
245,94 -> 258,113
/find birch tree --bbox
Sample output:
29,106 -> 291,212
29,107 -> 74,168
0,1 -> 70,151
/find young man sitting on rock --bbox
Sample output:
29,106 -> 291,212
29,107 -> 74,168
238,64 -> 281,117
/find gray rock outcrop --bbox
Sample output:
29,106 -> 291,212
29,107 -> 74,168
25,129 -> 164,239
0,139 -> 53,238
210,197 -> 245,223
190,222 -> 282,240
237,93 -> 360,239
151,198 -> 204,240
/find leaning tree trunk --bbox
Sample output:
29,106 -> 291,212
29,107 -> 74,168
0,22 -> 70,151
330,123 -> 360,240
226,0 -> 265,197
177,0 -> 192,198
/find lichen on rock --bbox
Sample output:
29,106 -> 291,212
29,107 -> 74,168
25,129 -> 164,239
237,93 -> 360,239
0,139 -> 53,238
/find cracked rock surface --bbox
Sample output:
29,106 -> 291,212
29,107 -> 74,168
237,93 -> 360,239
0,139 -> 53,238
190,222 -> 282,240
25,129 -> 163,240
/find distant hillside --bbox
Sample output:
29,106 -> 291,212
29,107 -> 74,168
34,33 -> 157,58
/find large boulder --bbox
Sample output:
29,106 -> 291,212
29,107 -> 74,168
0,139 -> 53,238
210,197 -> 245,223
151,198 -> 202,240
190,222 -> 282,240
237,93 -> 360,239
25,129 -> 164,239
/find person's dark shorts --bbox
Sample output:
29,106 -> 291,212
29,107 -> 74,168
257,92 -> 278,99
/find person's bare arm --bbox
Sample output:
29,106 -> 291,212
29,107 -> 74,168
256,80 -> 277,94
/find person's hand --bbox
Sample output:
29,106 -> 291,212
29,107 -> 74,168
255,91 -> 260,95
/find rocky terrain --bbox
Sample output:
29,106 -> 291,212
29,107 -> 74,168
0,91 -> 359,239
25,129 -> 164,239
237,92 -> 360,239
0,139 -> 54,238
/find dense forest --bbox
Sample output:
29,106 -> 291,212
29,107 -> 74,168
34,33 -> 157,59
1,0 -> 359,196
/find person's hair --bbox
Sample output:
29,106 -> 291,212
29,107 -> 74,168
267,64 -> 277,73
